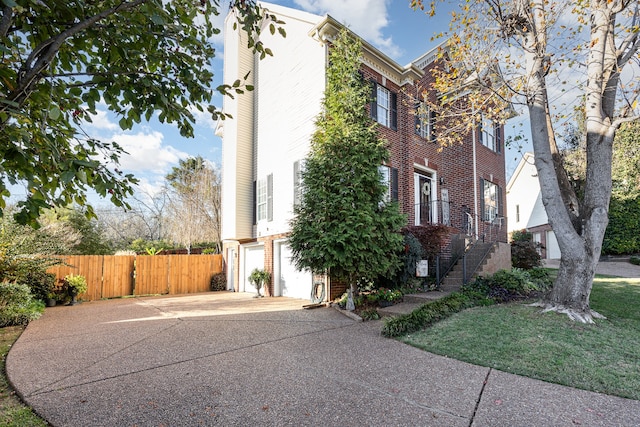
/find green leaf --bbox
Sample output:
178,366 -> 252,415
48,107 -> 60,121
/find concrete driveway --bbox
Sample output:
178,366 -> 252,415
8,292 -> 640,426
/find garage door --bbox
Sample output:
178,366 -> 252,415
242,245 -> 264,293
275,242 -> 312,300
546,230 -> 561,259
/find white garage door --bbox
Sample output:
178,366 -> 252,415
242,245 -> 264,293
546,230 -> 561,259
275,242 -> 312,300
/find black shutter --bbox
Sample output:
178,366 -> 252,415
497,185 -> 503,217
253,180 -> 257,225
430,110 -> 437,143
478,122 -> 483,145
267,173 -> 273,222
495,123 -> 502,153
370,80 -> 377,121
391,167 -> 399,202
390,92 -> 397,131
479,178 -> 485,222
414,102 -> 420,136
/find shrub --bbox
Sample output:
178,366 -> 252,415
630,256 -> 640,266
463,268 -> 550,303
376,232 -> 423,289
22,270 -> 56,302
510,229 -> 543,269
0,282 -> 44,327
382,291 -> 490,337
210,272 -> 227,291
63,274 -> 87,295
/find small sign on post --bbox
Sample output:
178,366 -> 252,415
416,260 -> 429,277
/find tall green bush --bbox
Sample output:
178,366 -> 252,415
0,282 -> 44,327
603,196 -> 640,255
510,229 -> 542,269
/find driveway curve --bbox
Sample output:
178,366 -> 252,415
8,292 -> 640,426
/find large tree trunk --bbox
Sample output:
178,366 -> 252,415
518,0 -> 616,323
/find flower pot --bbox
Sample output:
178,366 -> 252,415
378,300 -> 394,308
68,287 -> 79,306
46,298 -> 56,307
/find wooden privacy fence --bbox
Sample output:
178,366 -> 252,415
47,254 -> 223,301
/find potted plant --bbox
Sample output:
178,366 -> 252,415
248,268 -> 270,298
63,274 -> 87,305
375,288 -> 403,307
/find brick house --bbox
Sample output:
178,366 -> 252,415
218,3 -> 509,301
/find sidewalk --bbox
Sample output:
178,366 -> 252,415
542,258 -> 640,278
7,292 -> 640,426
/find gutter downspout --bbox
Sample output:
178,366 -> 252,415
472,107 -> 479,240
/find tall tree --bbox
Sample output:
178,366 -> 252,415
288,29 -> 406,300
411,0 -> 640,322
165,156 -> 221,253
0,0 -> 283,226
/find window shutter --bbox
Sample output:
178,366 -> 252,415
478,122 -> 483,145
390,92 -> 397,131
253,180 -> 257,225
391,167 -> 399,202
497,185 -> 503,217
495,123 -> 502,153
370,81 -> 378,121
414,102 -> 420,136
293,161 -> 300,206
430,110 -> 437,143
267,173 -> 273,222
479,178 -> 485,221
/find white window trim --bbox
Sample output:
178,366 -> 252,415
413,166 -> 438,226
256,178 -> 267,221
483,180 -> 499,222
376,86 -> 390,128
481,115 -> 496,151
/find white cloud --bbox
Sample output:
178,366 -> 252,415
292,0 -> 401,58
113,131 -> 189,174
85,109 -> 119,131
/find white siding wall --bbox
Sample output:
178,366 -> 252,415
506,153 -> 548,233
253,9 -> 326,237
221,12 -> 258,241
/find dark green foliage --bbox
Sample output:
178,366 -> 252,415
0,1 -> 283,226
630,256 -> 640,266
21,271 -> 56,302
464,268 -> 550,303
378,233 -> 423,289
382,291 -> 491,337
602,196 -> 640,255
0,283 -> 44,327
288,29 -> 405,287
210,273 -> 227,292
381,268 -> 552,337
510,229 -> 543,269
402,225 -> 450,259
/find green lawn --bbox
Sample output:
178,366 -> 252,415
400,276 -> 640,401
0,326 -> 47,427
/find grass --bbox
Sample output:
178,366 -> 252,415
400,275 -> 640,401
0,326 -> 47,426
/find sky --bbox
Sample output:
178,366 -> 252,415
85,0 -> 531,208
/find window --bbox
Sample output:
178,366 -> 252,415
370,81 -> 397,130
256,174 -> 273,222
479,115 -> 502,152
256,179 -> 267,221
481,179 -> 502,222
415,101 -> 436,142
378,165 -> 398,203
